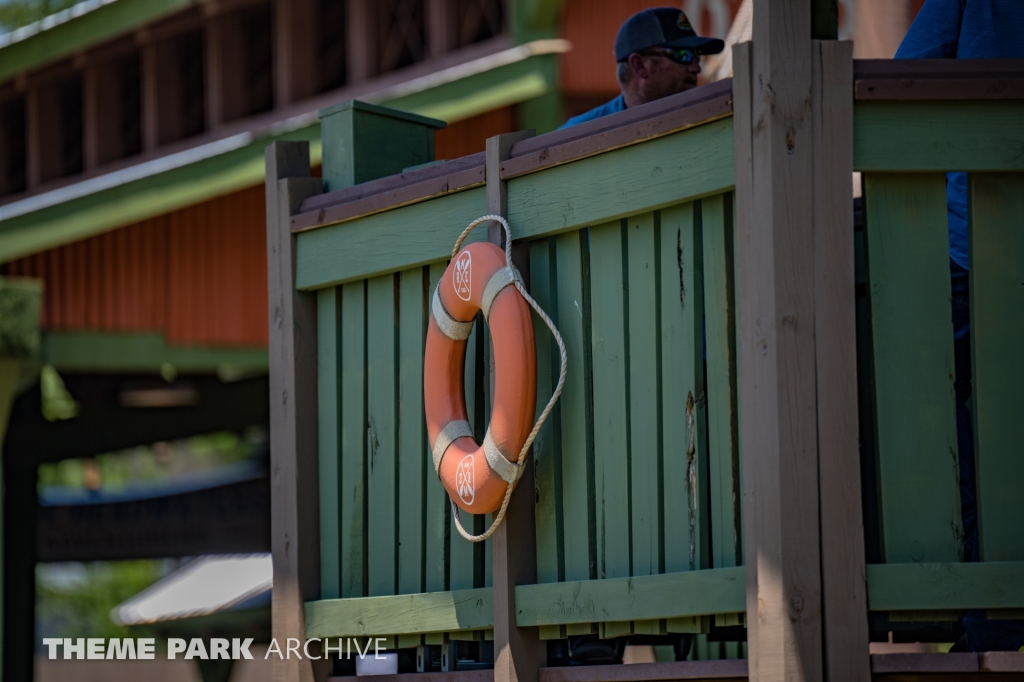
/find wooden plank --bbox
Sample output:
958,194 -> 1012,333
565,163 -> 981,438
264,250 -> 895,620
367,274 -> 398,597
736,3 -> 824,672
487,130 -> 545,682
537,659 -> 747,682
298,153 -> 484,215
856,78 -> 1024,100
863,173 -> 961,563
659,202 -> 707,577
513,566 -> 746,626
589,219 -> 631,581
554,230 -> 595,583
305,587 -> 494,638
626,212 -> 660,577
969,173 -> 1024,562
853,100 -> 1024,171
291,170 -> 486,233
506,119 -> 735,244
317,287 -> 342,600
701,195 -> 740,572
398,268 -> 426,593
499,96 -> 733,180
865,561 -> 1024,611
813,40 -> 871,682
530,238 -> 562,584
294,188 -> 486,290
508,79 -> 732,159
265,141 -> 326,682
425,262 -> 449,593
871,653 -> 978,674
340,280 -> 367,599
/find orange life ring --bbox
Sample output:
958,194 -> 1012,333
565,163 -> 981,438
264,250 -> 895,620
424,241 -> 537,515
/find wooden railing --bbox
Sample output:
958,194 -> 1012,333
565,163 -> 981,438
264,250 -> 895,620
267,57 -> 1024,678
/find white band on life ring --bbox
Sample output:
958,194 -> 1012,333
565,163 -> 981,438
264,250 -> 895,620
483,430 -> 519,484
432,287 -> 473,341
481,266 -> 517,320
432,420 -> 474,474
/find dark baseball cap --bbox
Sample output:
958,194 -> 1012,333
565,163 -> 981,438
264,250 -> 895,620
614,7 -> 725,62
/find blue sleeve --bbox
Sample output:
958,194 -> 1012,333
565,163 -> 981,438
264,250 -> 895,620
895,0 -> 964,59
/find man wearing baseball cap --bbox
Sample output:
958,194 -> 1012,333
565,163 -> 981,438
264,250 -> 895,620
560,7 -> 725,128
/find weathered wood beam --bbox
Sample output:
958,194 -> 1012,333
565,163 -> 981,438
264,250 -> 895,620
266,140 -> 326,682
486,129 -> 544,682
813,39 -> 870,682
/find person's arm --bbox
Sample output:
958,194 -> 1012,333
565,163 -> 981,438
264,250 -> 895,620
894,0 -> 964,59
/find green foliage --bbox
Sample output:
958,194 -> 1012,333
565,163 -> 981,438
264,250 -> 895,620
40,364 -> 79,421
0,277 -> 42,358
0,0 -> 82,32
37,428 -> 264,491
36,560 -> 173,639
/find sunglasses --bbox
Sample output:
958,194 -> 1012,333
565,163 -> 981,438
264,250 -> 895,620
644,47 -> 700,65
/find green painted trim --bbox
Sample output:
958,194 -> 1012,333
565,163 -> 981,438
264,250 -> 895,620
854,100 -> 1024,172
506,117 -> 735,241
40,331 -> 267,373
390,54 -> 556,124
0,0 -> 209,82
304,587 -> 493,638
866,562 -> 1024,611
513,567 -> 746,627
0,129 -> 322,264
295,187 -> 486,290
295,118 -> 735,291
0,277 -> 42,358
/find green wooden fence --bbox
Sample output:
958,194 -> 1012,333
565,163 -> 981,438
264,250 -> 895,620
293,92 -> 747,654
275,64 -> 1024,660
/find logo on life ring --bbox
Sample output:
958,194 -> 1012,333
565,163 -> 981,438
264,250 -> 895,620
454,251 -> 472,301
456,454 -> 475,505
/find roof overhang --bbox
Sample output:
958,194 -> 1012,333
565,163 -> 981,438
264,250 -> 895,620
0,39 -> 567,264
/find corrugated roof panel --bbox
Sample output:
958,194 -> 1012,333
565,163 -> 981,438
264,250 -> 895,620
8,184 -> 268,348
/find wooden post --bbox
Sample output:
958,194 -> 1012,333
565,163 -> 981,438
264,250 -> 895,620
486,130 -> 545,682
812,40 -> 870,682
346,0 -> 375,84
266,141 -> 327,682
735,1 -> 868,679
734,0 -> 820,677
140,42 -> 160,151
317,101 -> 445,193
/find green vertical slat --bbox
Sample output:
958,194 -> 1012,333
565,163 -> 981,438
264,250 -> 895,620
865,173 -> 961,563
731,193 -> 744,566
367,274 -> 398,595
626,213 -> 660,577
970,173 -> 1024,561
590,219 -> 631,580
340,281 -> 367,598
398,268 -> 425,593
703,195 -> 741,570
425,263 -> 449,592
318,287 -> 342,599
530,237 -> 563,584
450,315 -> 478,591
556,230 -> 595,583
660,203 -> 707,573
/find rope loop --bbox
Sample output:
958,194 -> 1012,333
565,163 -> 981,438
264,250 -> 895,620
448,214 -> 569,543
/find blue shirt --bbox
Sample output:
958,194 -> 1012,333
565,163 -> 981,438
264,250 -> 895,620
559,95 -> 626,129
895,0 -> 1024,269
